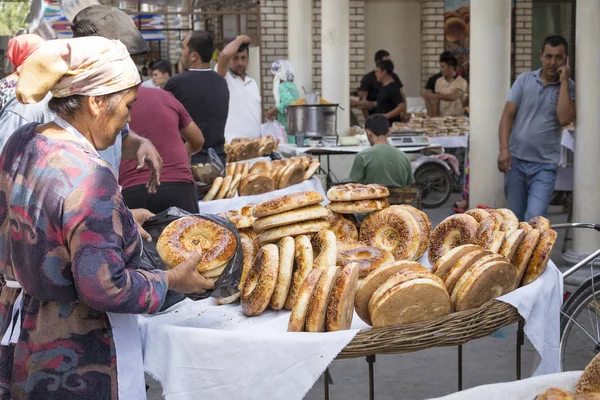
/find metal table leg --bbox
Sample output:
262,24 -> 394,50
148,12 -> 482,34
366,355 -> 376,400
458,345 -> 463,391
324,368 -> 331,400
516,319 -> 524,380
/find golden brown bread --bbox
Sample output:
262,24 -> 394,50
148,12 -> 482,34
521,229 -> 557,286
156,216 -> 236,273
258,219 -> 330,245
431,244 -> 481,278
576,353 -> 600,395
428,214 -> 478,268
226,173 -> 242,198
326,263 -> 360,331
241,244 -> 279,317
452,257 -> 516,312
269,237 -> 295,311
252,190 -> 324,218
253,205 -> 330,232
535,388 -> 575,399
327,183 -> 390,201
337,246 -> 395,278
442,248 -> 490,294
327,198 -> 389,214
278,162 -> 305,189
249,160 -> 272,175
305,265 -> 341,332
391,205 -> 432,259
284,235 -> 314,310
218,208 -> 255,229
303,160 -> 321,180
486,230 -> 506,253
226,163 -> 235,176
288,268 -> 324,332
499,229 -> 526,260
238,231 -> 258,290
238,174 -> 275,196
215,175 -> 232,200
529,216 -> 552,231
519,222 -> 533,231
464,208 -> 491,223
328,212 -> 360,243
475,215 -> 501,248
312,229 -> 338,269
512,229 -> 542,287
354,261 -> 427,325
369,268 -> 451,328
203,176 -> 223,202
359,207 -> 421,261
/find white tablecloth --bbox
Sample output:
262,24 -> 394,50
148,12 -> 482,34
198,177 -> 327,214
431,371 -> 581,400
429,135 -> 469,148
141,253 -> 562,400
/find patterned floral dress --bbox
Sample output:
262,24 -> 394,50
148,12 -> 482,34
0,123 -> 168,399
0,77 -> 17,116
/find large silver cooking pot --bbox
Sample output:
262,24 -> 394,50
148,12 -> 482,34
287,104 -> 339,137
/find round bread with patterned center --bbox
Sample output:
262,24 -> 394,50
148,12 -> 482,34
312,230 -> 338,269
278,162 -> 305,189
337,246 -> 394,278
253,205 -> 330,232
529,216 -> 552,231
428,214 -> 478,268
288,268 -> 324,332
354,261 -> 427,325
327,183 -> 390,201
252,190 -> 324,218
305,266 -> 342,332
238,174 -> 275,197
464,208 -> 491,223
575,353 -> 600,394
249,160 -> 272,175
241,244 -> 280,317
360,207 -> 421,260
326,263 -> 360,331
431,244 -> 481,277
369,269 -> 451,328
486,230 -> 506,254
392,205 -> 432,259
328,212 -> 360,243
442,248 -> 490,294
157,216 -> 236,273
475,215 -> 501,248
499,229 -> 526,260
512,229 -> 541,288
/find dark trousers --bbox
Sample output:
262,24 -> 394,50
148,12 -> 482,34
122,181 -> 199,215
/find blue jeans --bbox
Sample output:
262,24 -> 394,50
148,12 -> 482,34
505,157 -> 557,222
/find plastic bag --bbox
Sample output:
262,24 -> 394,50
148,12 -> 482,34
139,207 -> 243,310
261,120 -> 287,144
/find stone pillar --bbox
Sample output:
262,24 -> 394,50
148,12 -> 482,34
287,0 -> 313,93
568,0 -> 600,259
468,0 -> 512,208
321,0 -> 350,135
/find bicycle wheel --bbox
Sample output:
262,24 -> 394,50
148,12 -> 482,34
413,164 -> 452,209
560,274 -> 600,371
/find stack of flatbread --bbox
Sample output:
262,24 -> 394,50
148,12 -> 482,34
225,136 -> 279,163
203,160 -> 252,201
252,191 -> 330,245
326,183 -> 390,214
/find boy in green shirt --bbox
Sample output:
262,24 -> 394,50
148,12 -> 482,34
349,114 -> 414,187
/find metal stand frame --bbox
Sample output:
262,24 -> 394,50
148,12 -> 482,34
324,320 -> 526,399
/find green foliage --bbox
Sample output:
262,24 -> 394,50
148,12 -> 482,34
0,2 -> 31,36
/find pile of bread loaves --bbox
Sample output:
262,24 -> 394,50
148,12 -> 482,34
203,156 -> 320,201
536,352 -> 600,399
225,136 -> 279,163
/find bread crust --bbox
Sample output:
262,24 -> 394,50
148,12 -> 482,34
288,268 -> 324,332
248,160 -> 272,175
278,163 -> 305,189
326,263 -> 360,331
327,183 -> 390,201
521,229 -> 557,286
327,198 -> 389,214
328,212 -> 360,243
238,174 -> 275,197
284,235 -> 314,310
203,176 -> 223,201
312,229 -> 338,269
428,214 -> 478,268
442,248 -> 489,294
305,266 -> 341,332
512,229 -> 541,288
360,207 -> 421,261
464,208 -> 491,223
432,244 -> 481,277
241,244 -> 279,316
392,205 -> 432,259
238,231 -> 258,290
303,160 -> 320,180
258,219 -> 330,245
529,216 -> 552,231
499,229 -> 526,260
486,230 -> 506,253
226,173 -> 242,198
337,246 -> 394,278
576,353 -> 600,394
475,215 -> 501,248
215,175 -> 232,200
252,190 -> 324,218
253,205 -> 329,232
269,237 -> 295,310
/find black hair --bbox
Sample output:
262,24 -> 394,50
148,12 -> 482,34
365,114 -> 390,136
541,35 -> 568,55
188,30 -> 214,63
48,86 -> 138,118
238,42 -> 249,55
440,54 -> 458,69
374,49 -> 390,64
150,59 -> 172,76
439,51 -> 453,62
376,59 -> 394,75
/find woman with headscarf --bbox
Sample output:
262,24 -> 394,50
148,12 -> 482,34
0,34 -> 44,116
266,59 -> 300,142
0,37 -> 213,399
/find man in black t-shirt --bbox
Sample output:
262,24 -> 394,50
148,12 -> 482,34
164,31 -> 229,164
359,49 -> 405,118
374,60 -> 405,124
424,51 -> 453,117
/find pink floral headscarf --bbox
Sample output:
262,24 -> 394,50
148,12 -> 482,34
16,37 -> 141,104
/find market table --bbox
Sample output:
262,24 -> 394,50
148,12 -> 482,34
140,252 -> 562,400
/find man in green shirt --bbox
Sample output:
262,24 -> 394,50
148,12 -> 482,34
349,114 -> 414,187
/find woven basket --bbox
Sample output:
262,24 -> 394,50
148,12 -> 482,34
337,300 -> 520,359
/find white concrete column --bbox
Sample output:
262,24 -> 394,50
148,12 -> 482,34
468,0 -> 512,208
287,0 -> 313,94
321,0 -> 350,135
569,0 -> 600,257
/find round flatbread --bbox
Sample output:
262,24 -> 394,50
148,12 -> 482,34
203,177 -> 223,202
327,199 -> 389,214
215,175 -> 232,200
258,219 -> 330,245
253,191 -> 324,218
326,263 -> 360,331
327,183 -> 390,201
253,205 -> 330,232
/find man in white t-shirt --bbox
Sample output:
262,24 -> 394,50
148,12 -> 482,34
217,35 -> 261,141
